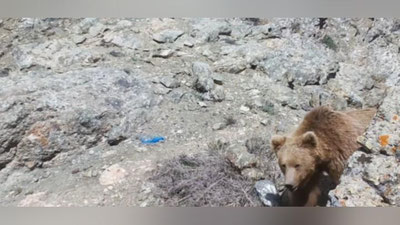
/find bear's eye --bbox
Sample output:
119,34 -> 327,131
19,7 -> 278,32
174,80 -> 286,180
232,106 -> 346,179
295,164 -> 301,169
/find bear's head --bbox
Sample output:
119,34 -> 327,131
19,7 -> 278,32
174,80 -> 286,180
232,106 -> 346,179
270,131 -> 320,192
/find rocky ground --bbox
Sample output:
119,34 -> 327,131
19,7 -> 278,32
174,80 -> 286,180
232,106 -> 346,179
0,18 -> 399,207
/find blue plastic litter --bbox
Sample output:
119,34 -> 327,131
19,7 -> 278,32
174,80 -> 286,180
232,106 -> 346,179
140,136 -> 165,144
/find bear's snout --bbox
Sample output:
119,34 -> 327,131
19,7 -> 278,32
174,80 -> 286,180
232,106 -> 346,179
284,168 -> 298,190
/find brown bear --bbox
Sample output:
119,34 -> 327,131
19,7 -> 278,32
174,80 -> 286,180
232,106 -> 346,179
270,106 -> 376,206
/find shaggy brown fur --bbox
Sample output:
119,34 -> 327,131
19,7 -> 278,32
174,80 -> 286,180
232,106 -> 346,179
271,106 -> 376,206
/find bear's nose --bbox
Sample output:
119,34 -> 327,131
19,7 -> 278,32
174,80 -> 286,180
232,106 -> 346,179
285,184 -> 294,191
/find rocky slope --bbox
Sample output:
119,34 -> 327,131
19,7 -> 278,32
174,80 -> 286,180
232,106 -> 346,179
0,18 -> 399,206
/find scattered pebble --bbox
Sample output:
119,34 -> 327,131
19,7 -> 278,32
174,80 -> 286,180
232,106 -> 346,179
183,41 -> 194,47
212,122 -> 226,131
240,105 -> 250,112
152,49 -> 174,58
198,101 -> 207,107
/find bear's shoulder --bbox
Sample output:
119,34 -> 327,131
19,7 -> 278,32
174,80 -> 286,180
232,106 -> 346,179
296,106 -> 344,134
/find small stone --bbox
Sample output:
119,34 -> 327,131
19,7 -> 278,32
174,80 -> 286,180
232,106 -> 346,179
169,89 -> 185,103
12,187 -> 23,196
260,100 -> 275,115
198,101 -> 207,107
160,76 -> 180,88
184,41 -> 194,47
91,170 -> 98,177
240,105 -> 250,112
210,86 -> 225,102
253,99 -> 263,108
192,62 -> 215,93
25,190 -> 34,196
153,84 -> 172,95
249,89 -> 261,96
88,23 -> 105,37
212,74 -> 224,85
140,201 -> 148,207
153,30 -> 184,43
25,161 -> 37,170
260,119 -> 269,126
153,49 -> 174,58
71,168 -> 80,174
225,144 -> 258,170
212,122 -> 226,131
83,170 -> 93,178
72,35 -> 86,44
202,49 -> 213,58
109,51 -> 124,57
0,68 -> 10,77
107,32 -> 142,49
116,20 -> 133,28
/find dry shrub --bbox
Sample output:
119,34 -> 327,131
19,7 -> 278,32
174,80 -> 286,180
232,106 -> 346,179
149,150 -> 263,207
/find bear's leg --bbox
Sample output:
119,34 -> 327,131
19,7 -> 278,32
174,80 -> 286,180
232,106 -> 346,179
304,185 -> 321,207
327,160 -> 344,185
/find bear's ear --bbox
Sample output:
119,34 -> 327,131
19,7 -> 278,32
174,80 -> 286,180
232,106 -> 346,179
301,131 -> 317,148
271,135 -> 286,153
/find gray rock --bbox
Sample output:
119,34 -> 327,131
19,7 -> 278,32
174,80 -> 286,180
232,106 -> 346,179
253,99 -> 275,115
11,39 -> 102,71
0,68 -> 10,78
191,19 -> 232,42
260,119 -> 270,126
212,122 -> 226,131
152,49 -> 174,58
212,74 -> 224,85
104,31 -> 142,49
192,62 -> 214,93
209,86 -> 225,102
74,18 -> 99,34
303,86 -> 348,111
328,175 -> 389,207
224,144 -> 258,170
0,68 -> 158,169
256,38 -> 335,87
153,30 -> 184,43
153,84 -> 172,95
106,123 -> 129,146
183,41 -> 194,47
198,101 -> 207,108
72,35 -> 86,44
255,180 -> 280,207
328,150 -> 400,206
168,89 -> 185,103
191,62 -> 225,102
240,105 -> 250,113
358,86 -> 399,155
160,76 -> 180,89
214,58 -> 247,74
88,23 -> 105,37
